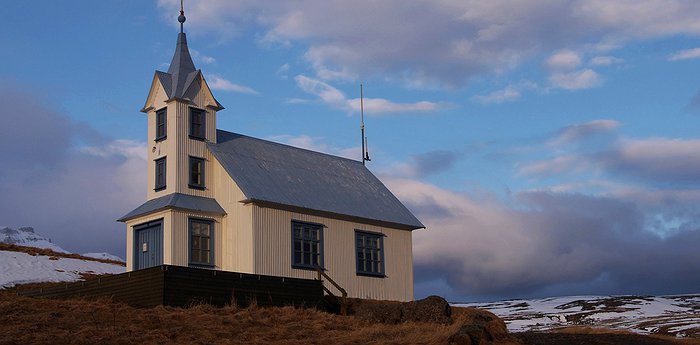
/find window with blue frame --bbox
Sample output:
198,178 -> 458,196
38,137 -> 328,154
355,230 -> 385,277
291,221 -> 323,269
154,157 -> 166,191
189,218 -> 213,266
155,108 -> 167,141
189,107 -> 206,140
189,156 -> 205,189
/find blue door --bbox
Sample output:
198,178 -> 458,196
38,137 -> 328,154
134,220 -> 163,270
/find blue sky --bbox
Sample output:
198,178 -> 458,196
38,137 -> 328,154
2,0 -> 700,302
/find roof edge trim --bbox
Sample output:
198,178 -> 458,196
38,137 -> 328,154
241,198 -> 425,231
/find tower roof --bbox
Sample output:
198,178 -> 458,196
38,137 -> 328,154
141,17 -> 223,112
166,32 -> 197,98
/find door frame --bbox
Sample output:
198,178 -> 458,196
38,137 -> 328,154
133,219 -> 164,270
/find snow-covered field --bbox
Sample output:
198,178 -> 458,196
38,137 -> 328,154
0,250 -> 125,288
455,295 -> 700,338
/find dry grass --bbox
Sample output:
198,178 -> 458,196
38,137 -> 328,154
0,293 -> 477,345
0,243 -> 125,266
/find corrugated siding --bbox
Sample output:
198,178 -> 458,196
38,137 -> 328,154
125,210 -> 172,272
146,82 -> 174,201
212,157 -> 255,273
252,206 -> 414,302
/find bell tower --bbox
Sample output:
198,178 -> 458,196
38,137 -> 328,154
140,4 -> 224,201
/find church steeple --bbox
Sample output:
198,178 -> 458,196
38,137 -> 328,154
141,2 -> 223,111
167,32 -> 197,98
167,2 -> 196,98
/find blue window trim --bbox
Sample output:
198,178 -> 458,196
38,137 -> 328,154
355,230 -> 386,278
154,157 -> 166,191
189,107 -> 206,141
188,156 -> 206,190
155,107 -> 167,142
291,220 -> 324,271
188,217 -> 215,268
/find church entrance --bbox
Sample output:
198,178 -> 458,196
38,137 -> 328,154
134,219 -> 163,270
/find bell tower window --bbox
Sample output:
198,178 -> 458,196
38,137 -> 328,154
189,107 -> 206,140
155,108 -> 167,141
155,157 -> 166,191
189,156 -> 205,190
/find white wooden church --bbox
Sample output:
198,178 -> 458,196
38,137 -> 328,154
118,9 -> 424,302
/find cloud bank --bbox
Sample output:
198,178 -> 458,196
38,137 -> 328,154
0,85 -> 146,257
159,0 -> 700,88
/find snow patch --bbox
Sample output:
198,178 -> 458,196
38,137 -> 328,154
0,250 -> 125,288
454,295 -> 700,337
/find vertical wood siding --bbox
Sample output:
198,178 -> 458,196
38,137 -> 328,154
211,157 -> 255,273
252,206 -> 414,302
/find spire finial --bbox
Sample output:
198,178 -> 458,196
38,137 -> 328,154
178,0 -> 186,33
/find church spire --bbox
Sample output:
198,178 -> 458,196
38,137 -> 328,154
166,1 -> 197,99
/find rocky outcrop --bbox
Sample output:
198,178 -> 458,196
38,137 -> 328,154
449,308 -> 519,345
351,295 -> 452,324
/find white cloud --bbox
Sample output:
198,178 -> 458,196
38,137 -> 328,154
159,0 -> 700,88
546,50 -> 582,70
549,69 -> 603,90
590,55 -> 624,66
552,119 -> 621,145
79,139 -> 147,160
668,47 -> 700,61
207,74 -> 260,95
191,50 -> 216,64
267,134 -> 358,160
158,0 -> 700,87
277,63 -> 290,79
294,75 -> 446,114
472,86 -> 521,104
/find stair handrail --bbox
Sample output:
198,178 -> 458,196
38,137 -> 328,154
314,265 -> 347,315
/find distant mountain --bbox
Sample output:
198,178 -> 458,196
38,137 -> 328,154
0,226 -> 69,254
82,252 -> 124,262
0,226 -> 124,262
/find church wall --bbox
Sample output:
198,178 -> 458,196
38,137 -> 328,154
251,206 -> 414,302
211,156 -> 255,273
169,210 -> 223,268
146,82 -> 175,201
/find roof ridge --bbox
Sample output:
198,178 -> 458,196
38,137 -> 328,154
215,129 -> 364,165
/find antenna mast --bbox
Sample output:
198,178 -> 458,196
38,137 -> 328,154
361,84 -> 371,165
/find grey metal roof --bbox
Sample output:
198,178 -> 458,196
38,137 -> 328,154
118,193 -> 226,222
209,130 -> 424,230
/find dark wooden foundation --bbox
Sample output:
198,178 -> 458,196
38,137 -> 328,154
18,265 -> 324,309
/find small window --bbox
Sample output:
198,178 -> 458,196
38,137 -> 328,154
189,218 -> 214,266
155,108 -> 167,141
189,156 -> 205,189
291,221 -> 323,270
154,157 -> 166,191
189,108 -> 206,140
355,231 -> 385,277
